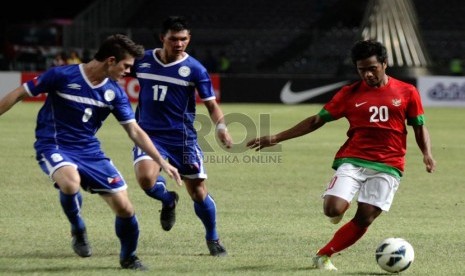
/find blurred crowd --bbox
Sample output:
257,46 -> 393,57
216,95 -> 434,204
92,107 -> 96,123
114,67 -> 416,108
0,43 -> 92,71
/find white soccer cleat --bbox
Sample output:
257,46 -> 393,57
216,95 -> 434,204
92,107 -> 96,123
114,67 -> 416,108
312,255 -> 338,271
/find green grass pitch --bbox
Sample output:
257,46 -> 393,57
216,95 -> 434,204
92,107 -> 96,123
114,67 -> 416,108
0,102 -> 464,275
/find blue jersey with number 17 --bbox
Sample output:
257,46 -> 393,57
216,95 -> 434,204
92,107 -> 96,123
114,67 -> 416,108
134,49 -> 216,144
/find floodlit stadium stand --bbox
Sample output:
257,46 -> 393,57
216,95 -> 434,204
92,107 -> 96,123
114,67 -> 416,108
3,0 -> 464,76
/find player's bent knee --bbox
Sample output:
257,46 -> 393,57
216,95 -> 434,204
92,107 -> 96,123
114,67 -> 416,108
136,175 -> 156,189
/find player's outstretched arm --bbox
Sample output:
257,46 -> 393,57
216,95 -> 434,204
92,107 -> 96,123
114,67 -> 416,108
0,86 -> 29,116
247,114 -> 325,151
122,122 -> 182,185
412,124 -> 436,173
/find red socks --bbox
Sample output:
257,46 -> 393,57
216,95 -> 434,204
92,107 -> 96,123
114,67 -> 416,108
317,220 -> 368,257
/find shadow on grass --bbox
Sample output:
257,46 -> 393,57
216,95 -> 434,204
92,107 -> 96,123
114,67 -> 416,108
0,265 -> 118,274
344,272 -> 393,275
0,252 -> 120,274
0,251 -> 117,259
223,265 -> 317,273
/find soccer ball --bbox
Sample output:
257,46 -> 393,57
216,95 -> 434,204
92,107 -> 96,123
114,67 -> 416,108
375,238 -> 415,273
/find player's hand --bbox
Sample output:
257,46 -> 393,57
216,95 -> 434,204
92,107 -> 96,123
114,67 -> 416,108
423,155 -> 436,173
161,162 -> 182,186
217,129 -> 233,148
246,135 -> 278,151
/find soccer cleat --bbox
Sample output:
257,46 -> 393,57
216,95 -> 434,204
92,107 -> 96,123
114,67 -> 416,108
312,254 -> 338,271
329,213 -> 344,224
71,229 -> 92,257
120,255 -> 148,271
160,191 -> 179,231
207,240 -> 228,257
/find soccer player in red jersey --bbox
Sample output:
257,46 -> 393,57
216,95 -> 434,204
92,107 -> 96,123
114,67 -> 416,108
247,40 -> 436,271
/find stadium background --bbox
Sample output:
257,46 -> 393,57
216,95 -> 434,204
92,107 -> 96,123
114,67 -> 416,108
0,0 -> 464,106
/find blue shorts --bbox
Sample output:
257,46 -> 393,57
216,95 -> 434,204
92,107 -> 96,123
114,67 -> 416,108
37,148 -> 127,194
133,138 -> 207,179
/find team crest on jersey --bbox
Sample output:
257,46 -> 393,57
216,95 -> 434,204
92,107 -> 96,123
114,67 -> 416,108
104,89 -> 116,101
178,66 -> 191,77
392,98 -> 402,107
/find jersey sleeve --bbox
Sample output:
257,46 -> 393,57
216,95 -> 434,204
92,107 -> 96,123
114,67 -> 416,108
195,68 -> 216,101
24,67 -> 60,96
406,86 -> 425,126
111,85 -> 136,124
318,108 -> 334,122
321,86 -> 350,121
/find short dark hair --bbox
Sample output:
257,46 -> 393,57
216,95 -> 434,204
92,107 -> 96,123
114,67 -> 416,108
350,39 -> 387,65
94,34 -> 144,62
160,16 -> 190,36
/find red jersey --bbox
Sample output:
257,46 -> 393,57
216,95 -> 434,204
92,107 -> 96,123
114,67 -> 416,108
319,77 -> 424,175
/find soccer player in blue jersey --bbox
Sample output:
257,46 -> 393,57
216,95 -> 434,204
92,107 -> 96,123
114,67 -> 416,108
132,16 -> 233,257
0,34 -> 181,270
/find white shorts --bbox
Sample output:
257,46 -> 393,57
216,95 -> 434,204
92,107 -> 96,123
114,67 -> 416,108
322,163 -> 400,211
